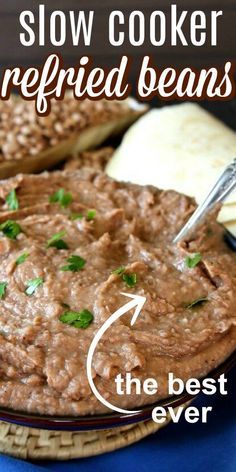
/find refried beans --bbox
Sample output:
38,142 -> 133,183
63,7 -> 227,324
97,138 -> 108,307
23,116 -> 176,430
0,168 -> 234,416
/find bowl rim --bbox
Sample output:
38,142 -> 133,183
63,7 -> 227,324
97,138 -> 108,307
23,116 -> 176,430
0,349 -> 235,431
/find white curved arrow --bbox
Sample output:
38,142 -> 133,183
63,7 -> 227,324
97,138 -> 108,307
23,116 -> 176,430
86,292 -> 146,415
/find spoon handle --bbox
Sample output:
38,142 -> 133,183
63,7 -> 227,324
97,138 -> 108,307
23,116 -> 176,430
173,158 -> 236,244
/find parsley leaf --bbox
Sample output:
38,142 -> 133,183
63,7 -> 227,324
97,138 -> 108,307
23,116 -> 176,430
49,189 -> 73,208
60,255 -> 86,272
112,267 -> 137,287
186,297 -> 208,309
49,239 -> 68,250
59,309 -> 93,329
16,252 -> 29,266
6,189 -> 19,211
70,211 -> 96,221
185,252 -> 202,269
47,231 -> 68,250
0,220 -> 22,239
25,277 -> 44,296
70,213 -> 83,221
0,282 -> 7,299
87,209 -> 96,221
112,266 -> 126,275
122,273 -> 137,288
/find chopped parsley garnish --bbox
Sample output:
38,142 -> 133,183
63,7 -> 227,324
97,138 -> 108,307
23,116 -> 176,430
0,282 -> 7,299
185,252 -> 202,269
70,213 -> 83,221
25,277 -> 44,296
49,189 -> 73,208
0,220 -> 22,239
122,273 -> 137,288
6,189 -> 19,211
186,297 -> 208,309
87,209 -> 96,221
112,267 -> 137,287
112,266 -> 126,275
59,309 -> 94,329
70,210 -> 96,221
47,231 -> 68,250
60,255 -> 86,272
16,252 -> 29,266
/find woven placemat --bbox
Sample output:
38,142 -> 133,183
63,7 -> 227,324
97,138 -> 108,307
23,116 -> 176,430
0,420 -> 167,461
0,417 -> 167,460
0,402 -> 190,460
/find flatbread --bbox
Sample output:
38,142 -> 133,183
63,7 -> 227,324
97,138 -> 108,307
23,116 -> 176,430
218,204 -> 236,223
106,104 -> 236,213
224,220 -> 236,236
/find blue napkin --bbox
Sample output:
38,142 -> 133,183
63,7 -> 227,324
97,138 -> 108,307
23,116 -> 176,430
1,366 -> 235,472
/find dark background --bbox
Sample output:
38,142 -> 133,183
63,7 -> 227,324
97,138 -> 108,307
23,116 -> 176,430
1,0 -> 236,128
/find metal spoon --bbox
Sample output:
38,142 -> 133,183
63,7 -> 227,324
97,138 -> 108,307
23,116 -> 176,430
173,158 -> 236,244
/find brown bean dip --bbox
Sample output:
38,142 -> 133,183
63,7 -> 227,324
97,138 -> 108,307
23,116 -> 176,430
64,147 -> 114,172
0,168 -> 235,416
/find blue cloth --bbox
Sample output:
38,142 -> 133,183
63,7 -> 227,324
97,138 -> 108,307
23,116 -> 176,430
1,367 -> 235,472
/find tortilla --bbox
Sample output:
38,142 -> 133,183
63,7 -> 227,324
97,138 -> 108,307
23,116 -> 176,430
218,204 -> 236,223
224,220 -> 236,236
106,104 -> 236,217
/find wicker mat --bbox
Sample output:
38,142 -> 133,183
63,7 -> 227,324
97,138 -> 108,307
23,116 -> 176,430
0,416 -> 171,461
